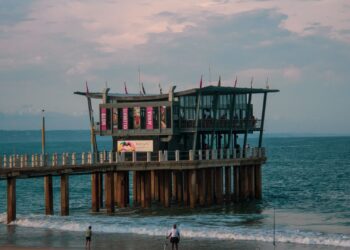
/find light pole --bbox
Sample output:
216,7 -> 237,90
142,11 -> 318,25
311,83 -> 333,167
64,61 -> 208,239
42,109 -> 46,157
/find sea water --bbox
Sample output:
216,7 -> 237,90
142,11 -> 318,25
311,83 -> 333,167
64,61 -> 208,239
0,131 -> 349,248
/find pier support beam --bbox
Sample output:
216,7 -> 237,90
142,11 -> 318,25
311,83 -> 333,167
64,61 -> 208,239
189,170 -> 197,208
183,171 -> 189,206
7,178 -> 16,224
234,166 -> 239,202
164,171 -> 171,208
145,171 -> 151,208
248,167 -> 255,199
105,172 -> 115,214
176,172 -> 183,203
198,169 -> 206,206
60,175 -> 69,216
44,176 -> 54,215
206,169 -> 213,205
225,166 -> 231,203
91,173 -> 100,212
214,167 -> 223,204
133,171 -> 138,206
254,165 -> 262,199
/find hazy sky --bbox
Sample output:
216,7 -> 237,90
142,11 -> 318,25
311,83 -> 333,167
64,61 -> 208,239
1,0 -> 349,133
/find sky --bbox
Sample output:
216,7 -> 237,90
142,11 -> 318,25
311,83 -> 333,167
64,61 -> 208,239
0,0 -> 350,133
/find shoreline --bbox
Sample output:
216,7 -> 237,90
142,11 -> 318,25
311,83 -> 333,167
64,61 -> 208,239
1,225 -> 348,250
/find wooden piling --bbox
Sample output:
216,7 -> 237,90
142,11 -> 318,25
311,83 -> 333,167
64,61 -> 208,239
7,178 -> 16,224
140,172 -> 146,208
60,174 -> 69,216
105,171 -> 115,214
248,166 -> 255,199
44,175 -> 53,215
133,171 -> 138,206
154,170 -> 160,201
91,173 -> 100,212
145,171 -> 151,208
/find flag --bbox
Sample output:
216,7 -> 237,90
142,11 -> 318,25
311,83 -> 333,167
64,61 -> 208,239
159,83 -> 163,94
234,76 -> 237,88
142,82 -> 146,95
250,77 -> 254,88
199,75 -> 203,88
85,81 -> 89,94
124,81 -> 128,94
218,75 -> 221,87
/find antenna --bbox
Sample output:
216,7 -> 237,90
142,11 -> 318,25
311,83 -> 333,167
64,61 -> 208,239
209,64 -> 212,84
138,65 -> 141,95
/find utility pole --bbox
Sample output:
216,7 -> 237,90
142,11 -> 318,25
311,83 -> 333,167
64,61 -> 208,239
41,109 -> 46,165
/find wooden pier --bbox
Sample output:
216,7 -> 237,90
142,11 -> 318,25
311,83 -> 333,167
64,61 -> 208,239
0,148 -> 265,224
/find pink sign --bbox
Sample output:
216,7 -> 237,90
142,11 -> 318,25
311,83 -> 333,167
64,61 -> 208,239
100,108 -> 107,131
122,108 -> 128,130
146,107 -> 153,129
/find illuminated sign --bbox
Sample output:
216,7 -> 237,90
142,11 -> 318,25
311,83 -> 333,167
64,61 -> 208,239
117,140 -> 153,152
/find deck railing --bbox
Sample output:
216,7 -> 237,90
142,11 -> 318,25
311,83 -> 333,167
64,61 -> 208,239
0,148 -> 265,169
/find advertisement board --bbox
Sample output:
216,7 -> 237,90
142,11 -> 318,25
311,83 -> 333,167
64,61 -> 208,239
117,140 -> 153,152
160,106 -> 166,129
122,107 -> 128,130
133,107 -> 141,129
100,108 -> 107,131
112,108 -> 118,130
146,107 -> 153,129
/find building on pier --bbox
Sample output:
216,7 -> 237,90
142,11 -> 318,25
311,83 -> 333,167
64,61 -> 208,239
75,85 -> 278,153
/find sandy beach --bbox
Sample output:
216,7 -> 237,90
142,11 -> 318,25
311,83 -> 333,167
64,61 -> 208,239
1,225 -> 348,250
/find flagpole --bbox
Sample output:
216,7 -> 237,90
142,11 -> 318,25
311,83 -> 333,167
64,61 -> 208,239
41,109 -> 45,156
138,65 -> 141,95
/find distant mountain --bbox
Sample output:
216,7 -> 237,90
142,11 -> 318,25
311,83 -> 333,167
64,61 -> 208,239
0,112 -> 90,130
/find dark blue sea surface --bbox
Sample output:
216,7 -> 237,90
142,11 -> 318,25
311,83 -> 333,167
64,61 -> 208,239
0,131 -> 349,247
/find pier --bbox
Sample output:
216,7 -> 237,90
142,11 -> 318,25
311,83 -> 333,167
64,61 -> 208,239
1,84 -> 278,224
0,148 -> 265,223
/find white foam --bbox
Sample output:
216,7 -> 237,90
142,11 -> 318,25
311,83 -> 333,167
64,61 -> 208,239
1,212 -> 350,247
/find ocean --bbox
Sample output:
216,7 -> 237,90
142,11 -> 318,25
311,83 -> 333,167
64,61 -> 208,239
0,131 -> 349,249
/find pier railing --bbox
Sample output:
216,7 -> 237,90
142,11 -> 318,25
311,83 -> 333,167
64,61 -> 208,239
0,148 -> 265,169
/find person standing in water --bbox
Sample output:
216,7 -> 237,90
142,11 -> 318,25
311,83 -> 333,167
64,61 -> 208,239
167,224 -> 180,250
85,226 -> 92,249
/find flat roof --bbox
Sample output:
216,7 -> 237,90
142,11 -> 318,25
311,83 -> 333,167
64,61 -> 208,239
74,85 -> 279,101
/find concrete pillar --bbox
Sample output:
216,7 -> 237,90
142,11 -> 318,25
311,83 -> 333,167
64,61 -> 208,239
151,170 -> 156,200
206,169 -> 213,205
137,171 -> 141,204
189,170 -> 197,208
99,173 -> 103,208
60,174 -> 69,216
159,171 -> 164,205
214,167 -> 223,204
105,171 -> 115,214
248,166 -> 255,199
154,170 -> 159,201
172,171 -> 177,201
164,171 -> 170,208
176,171 -> 183,203
234,166 -> 239,202
44,176 -> 54,215
225,166 -> 231,203
198,169 -> 206,206
254,165 -> 262,199
140,172 -> 146,208
183,170 -> 189,206
91,173 -> 100,212
7,178 -> 16,224
145,171 -> 151,208
133,171 -> 138,206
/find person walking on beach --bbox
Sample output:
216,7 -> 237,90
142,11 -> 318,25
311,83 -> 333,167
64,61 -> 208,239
85,226 -> 92,249
167,224 -> 180,250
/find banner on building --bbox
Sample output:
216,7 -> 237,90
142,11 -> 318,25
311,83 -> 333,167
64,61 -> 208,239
112,108 -> 118,130
146,107 -> 153,129
133,107 -> 141,129
100,108 -> 107,131
160,106 -> 166,129
117,140 -> 153,152
122,107 -> 128,130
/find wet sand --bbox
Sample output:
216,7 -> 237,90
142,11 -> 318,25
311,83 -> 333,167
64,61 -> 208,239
1,225 -> 348,250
